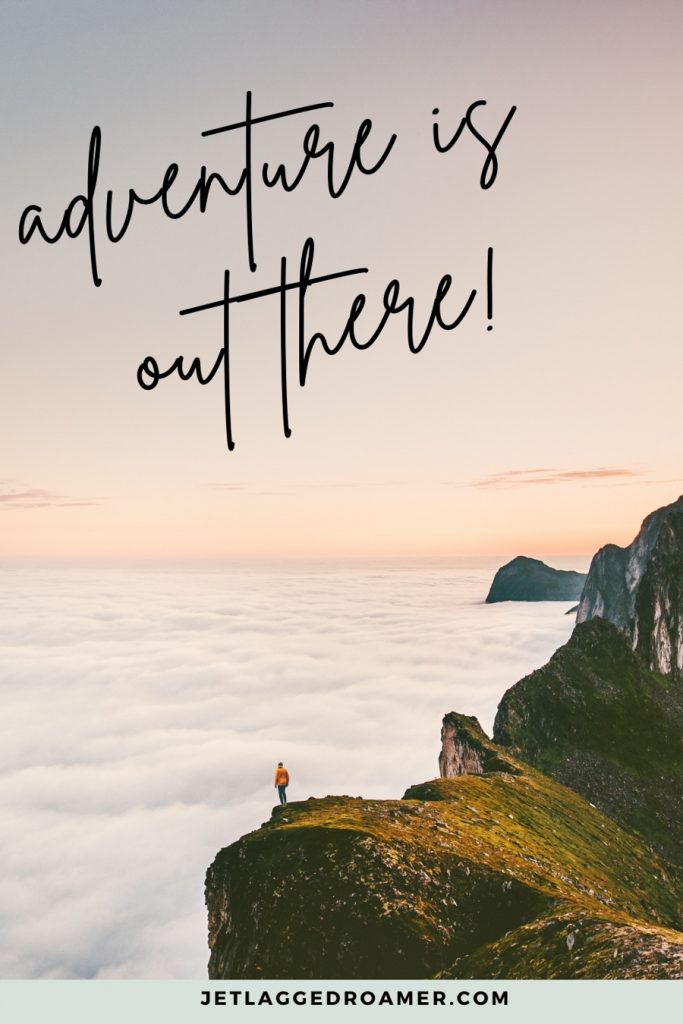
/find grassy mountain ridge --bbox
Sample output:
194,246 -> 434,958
206,759 -> 683,979
493,618 -> 683,864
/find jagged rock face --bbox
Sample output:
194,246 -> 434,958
486,556 -> 586,603
577,495 -> 683,675
440,718 -> 483,776
576,544 -> 630,627
439,712 -> 519,778
493,618 -> 683,866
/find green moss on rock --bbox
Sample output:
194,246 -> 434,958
493,619 -> 683,864
445,909 -> 683,980
206,756 -> 683,979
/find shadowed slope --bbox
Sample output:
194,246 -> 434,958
493,619 -> 683,864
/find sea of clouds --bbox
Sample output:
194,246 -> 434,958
0,561 -> 580,978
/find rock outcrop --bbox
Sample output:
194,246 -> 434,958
486,556 -> 586,603
577,495 -> 683,675
493,618 -> 683,865
206,734 -> 683,979
439,712 -> 519,778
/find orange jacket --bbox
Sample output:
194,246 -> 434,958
274,767 -> 289,787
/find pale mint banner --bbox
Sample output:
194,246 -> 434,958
1,981 -> 681,1024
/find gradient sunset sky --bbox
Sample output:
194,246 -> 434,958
2,0 -> 682,559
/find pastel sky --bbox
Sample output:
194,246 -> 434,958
2,0 -> 682,559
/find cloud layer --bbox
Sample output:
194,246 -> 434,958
0,482 -> 102,510
0,562 -> 577,977
471,467 -> 639,488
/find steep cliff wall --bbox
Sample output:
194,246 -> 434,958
577,495 -> 683,675
438,712 -> 519,778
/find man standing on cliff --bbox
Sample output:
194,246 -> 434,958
274,762 -> 289,805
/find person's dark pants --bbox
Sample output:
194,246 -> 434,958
277,785 -> 287,805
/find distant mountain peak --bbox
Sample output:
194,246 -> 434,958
486,556 -> 586,603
